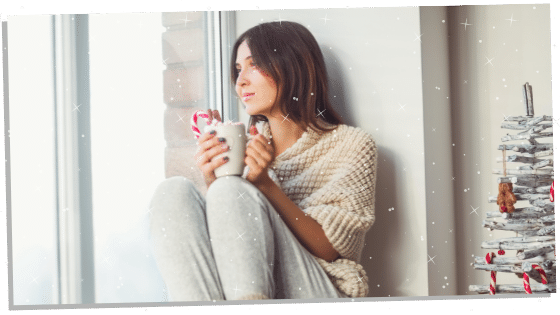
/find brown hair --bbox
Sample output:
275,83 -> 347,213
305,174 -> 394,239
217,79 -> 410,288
230,21 -> 343,134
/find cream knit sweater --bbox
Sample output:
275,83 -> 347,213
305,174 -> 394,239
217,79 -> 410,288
242,120 -> 377,298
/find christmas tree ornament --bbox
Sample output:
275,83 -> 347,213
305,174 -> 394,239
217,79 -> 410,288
469,83 -> 555,295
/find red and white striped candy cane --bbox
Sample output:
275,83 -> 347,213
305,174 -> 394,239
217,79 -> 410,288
523,264 -> 548,294
523,272 -> 532,294
190,110 -> 211,139
550,182 -> 554,202
486,252 -> 496,295
532,264 -> 548,284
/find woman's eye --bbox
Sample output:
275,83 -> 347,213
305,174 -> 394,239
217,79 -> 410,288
235,63 -> 257,76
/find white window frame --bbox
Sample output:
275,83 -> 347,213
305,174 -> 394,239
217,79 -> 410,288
206,11 -> 237,122
52,14 -> 95,305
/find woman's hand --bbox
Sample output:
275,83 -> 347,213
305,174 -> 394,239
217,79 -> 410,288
195,110 -> 226,187
245,134 -> 275,186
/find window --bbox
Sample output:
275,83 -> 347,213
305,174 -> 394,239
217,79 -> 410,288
8,11 -> 234,306
88,12 -> 167,303
8,14 -> 58,306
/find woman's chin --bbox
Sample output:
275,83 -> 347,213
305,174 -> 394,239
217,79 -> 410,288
245,105 -> 273,117
245,106 -> 257,116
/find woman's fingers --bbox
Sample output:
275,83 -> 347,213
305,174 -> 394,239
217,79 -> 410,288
244,154 -> 261,180
246,145 -> 271,168
213,110 -> 222,122
207,109 -> 222,122
201,151 -> 229,173
253,134 -> 274,154
245,155 -> 257,169
244,134 -> 275,184
197,129 -> 216,147
194,110 -> 222,187
197,141 -> 229,166
197,141 -> 229,188
195,129 -> 229,182
198,133 -> 225,152
200,152 -> 228,188
248,135 -> 274,158
246,147 -> 268,169
245,134 -> 275,176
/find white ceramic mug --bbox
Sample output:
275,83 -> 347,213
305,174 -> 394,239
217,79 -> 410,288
204,123 -> 247,177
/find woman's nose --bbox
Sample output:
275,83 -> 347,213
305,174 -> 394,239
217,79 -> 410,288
236,69 -> 248,87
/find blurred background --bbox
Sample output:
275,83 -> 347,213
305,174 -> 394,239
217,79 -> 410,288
5,4 -> 553,305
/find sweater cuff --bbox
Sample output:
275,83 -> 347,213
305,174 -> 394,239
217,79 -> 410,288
306,205 -> 374,261
315,257 -> 369,298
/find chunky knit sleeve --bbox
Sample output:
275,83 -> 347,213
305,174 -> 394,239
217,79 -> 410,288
301,129 -> 377,262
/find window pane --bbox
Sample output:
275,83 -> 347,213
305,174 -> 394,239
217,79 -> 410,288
7,15 -> 58,305
89,13 -> 167,303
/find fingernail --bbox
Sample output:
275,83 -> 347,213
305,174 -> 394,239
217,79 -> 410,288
218,137 -> 226,142
223,156 -> 229,162
222,144 -> 229,150
209,130 -> 216,135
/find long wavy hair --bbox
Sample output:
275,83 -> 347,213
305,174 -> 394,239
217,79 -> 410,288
230,21 -> 343,134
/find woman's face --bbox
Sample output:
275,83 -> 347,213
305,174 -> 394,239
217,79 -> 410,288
235,41 -> 278,117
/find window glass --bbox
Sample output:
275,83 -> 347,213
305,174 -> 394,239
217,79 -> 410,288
7,15 -> 58,305
89,12 -> 168,303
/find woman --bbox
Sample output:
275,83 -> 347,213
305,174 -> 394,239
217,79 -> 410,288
150,21 -> 377,301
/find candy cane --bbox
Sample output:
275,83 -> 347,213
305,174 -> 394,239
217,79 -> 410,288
523,264 -> 548,294
485,252 -> 496,295
190,110 -> 211,139
523,272 -> 532,294
532,264 -> 548,284
550,182 -> 554,202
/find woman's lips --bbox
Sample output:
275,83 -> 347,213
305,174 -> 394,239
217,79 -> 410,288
242,93 -> 255,102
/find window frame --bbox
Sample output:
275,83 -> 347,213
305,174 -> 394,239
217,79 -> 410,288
52,13 -> 95,305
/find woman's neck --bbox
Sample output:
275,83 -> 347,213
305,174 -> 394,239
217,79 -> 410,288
266,115 -> 305,159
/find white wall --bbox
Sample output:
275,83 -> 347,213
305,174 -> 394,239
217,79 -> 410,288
235,8 -> 429,297
445,4 -> 553,295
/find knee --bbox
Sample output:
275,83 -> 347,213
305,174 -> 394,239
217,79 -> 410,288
206,176 -> 267,218
150,176 -> 199,214
206,175 -> 250,200
149,176 -> 203,235
153,176 -> 197,197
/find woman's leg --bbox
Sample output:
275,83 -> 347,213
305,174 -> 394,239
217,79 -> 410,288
149,176 -> 225,301
205,176 -> 343,300
271,213 -> 346,299
205,176 -> 275,299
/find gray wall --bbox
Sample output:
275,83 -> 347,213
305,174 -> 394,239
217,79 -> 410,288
420,7 -> 457,296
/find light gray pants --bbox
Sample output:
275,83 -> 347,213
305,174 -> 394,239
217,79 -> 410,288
149,175 -> 345,301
